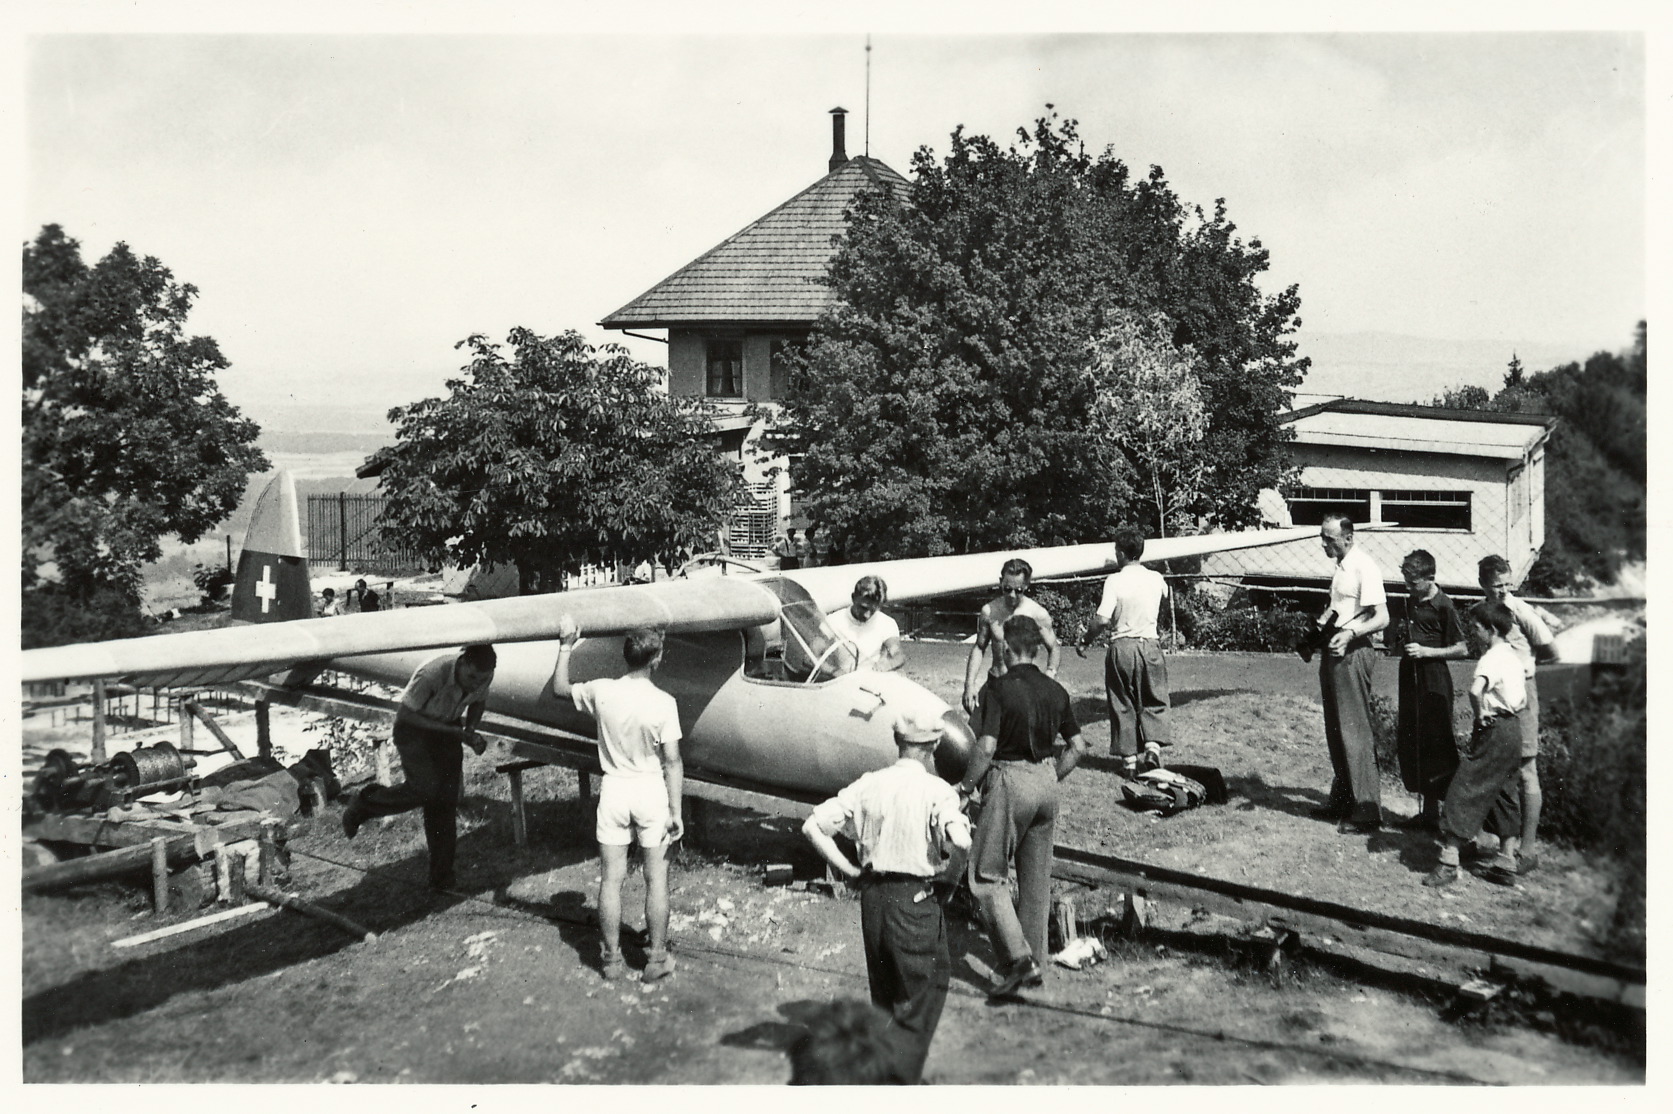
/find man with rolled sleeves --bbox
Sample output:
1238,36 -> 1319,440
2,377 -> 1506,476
960,615 -> 1088,1000
1314,514 -> 1389,834
1478,554 -> 1558,873
803,705 -> 972,1084
342,643 -> 496,890
1077,526 -> 1171,776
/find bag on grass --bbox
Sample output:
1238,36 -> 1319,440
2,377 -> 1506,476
1119,768 -> 1210,816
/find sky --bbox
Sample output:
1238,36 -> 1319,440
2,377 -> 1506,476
14,5 -> 1658,433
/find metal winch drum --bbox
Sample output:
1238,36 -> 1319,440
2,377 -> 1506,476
31,742 -> 197,812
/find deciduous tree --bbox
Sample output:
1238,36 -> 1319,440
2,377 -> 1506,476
774,111 -> 1305,559
21,224 -> 268,645
368,328 -> 740,591
1088,311 -> 1213,538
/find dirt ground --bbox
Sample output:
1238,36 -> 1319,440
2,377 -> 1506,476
18,645 -> 1646,1085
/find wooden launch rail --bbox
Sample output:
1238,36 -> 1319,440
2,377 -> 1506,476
1052,844 -> 1646,1009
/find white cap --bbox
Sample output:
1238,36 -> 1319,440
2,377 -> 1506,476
893,706 -> 944,745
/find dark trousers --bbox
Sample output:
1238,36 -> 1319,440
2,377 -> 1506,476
1440,715 -> 1523,844
359,723 -> 462,884
859,875 -> 950,1084
1320,641 -> 1382,822
1105,637 -> 1171,756
1396,657 -> 1459,799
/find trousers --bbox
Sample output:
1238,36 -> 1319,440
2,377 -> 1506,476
859,874 -> 950,1084
1105,637 -> 1171,756
358,722 -> 463,884
1320,640 -> 1382,822
967,759 -> 1058,967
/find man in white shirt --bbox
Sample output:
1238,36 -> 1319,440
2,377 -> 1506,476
1077,527 -> 1171,776
1315,514 -> 1389,834
1478,554 -> 1558,873
803,705 -> 971,1083
826,575 -> 905,672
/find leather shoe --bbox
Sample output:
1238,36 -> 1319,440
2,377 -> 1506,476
1517,853 -> 1541,876
1309,804 -> 1348,821
341,791 -> 367,840
1338,817 -> 1382,835
1422,864 -> 1459,888
429,872 -> 457,893
988,957 -> 1042,1000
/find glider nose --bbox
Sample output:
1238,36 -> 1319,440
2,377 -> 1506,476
933,709 -> 977,784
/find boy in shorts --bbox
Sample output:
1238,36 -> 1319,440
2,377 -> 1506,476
552,617 -> 684,981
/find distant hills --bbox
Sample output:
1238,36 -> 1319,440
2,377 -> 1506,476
1291,331 -> 1610,405
241,332 -> 1618,440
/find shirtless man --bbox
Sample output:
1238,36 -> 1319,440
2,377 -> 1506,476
962,558 -> 1060,716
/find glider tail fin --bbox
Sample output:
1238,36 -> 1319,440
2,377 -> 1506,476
229,470 -> 314,623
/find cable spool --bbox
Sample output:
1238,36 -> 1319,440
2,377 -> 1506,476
112,741 -> 192,789
32,749 -> 80,810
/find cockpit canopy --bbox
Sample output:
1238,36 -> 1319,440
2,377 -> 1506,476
749,577 -> 861,684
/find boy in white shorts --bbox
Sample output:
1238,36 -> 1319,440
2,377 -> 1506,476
552,618 -> 684,981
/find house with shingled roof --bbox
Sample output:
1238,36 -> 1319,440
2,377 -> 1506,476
599,108 -> 907,556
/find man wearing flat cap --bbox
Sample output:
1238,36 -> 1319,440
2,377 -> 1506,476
803,704 -> 972,1084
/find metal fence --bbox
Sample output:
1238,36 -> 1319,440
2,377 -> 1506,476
306,493 -> 426,575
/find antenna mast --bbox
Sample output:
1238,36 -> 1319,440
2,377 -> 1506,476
865,34 -> 872,156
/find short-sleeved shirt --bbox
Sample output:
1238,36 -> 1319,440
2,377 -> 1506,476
1095,563 -> 1167,640
571,676 -> 682,778
1501,593 -> 1554,677
1328,546 -> 1387,624
826,606 -> 901,671
974,663 -> 1079,763
809,759 -> 970,878
401,653 -> 494,724
1474,642 -> 1528,718
1408,586 -> 1465,650
977,595 -> 1054,676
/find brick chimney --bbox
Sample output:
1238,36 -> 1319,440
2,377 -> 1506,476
828,106 -> 849,172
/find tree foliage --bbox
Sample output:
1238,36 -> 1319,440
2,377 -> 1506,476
367,328 -> 741,592
21,224 -> 268,644
1431,323 -> 1646,593
1088,311 -> 1213,538
774,110 -> 1305,559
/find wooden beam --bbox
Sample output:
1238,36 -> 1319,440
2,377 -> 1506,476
183,700 -> 247,760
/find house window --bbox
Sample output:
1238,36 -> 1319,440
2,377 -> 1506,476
1378,490 -> 1472,531
1285,487 -> 1371,527
706,339 -> 743,397
1284,486 -> 1471,531
769,340 -> 796,399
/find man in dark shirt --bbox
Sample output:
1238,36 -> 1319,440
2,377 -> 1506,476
959,615 -> 1088,999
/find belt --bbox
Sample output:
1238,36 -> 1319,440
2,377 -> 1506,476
859,871 -> 939,903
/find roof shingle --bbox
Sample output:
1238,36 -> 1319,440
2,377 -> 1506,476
599,156 -> 908,329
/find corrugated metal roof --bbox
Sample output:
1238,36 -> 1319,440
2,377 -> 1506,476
1290,408 -> 1550,460
599,156 -> 909,329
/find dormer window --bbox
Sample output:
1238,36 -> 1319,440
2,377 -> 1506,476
706,338 -> 743,398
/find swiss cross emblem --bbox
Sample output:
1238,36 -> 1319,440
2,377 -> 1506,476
256,564 -> 278,614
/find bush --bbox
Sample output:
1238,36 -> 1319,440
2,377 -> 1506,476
191,562 -> 236,603
20,584 -> 153,649
1038,579 -> 1318,653
1534,642 -> 1646,959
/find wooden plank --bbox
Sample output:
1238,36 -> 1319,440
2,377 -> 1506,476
25,812 -> 275,852
112,903 -> 274,949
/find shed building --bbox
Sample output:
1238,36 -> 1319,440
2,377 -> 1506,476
1201,399 -> 1557,593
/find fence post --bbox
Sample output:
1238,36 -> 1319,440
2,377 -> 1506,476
338,491 -> 349,572
91,679 -> 108,764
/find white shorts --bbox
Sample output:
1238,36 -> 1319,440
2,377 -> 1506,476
596,773 -> 672,847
